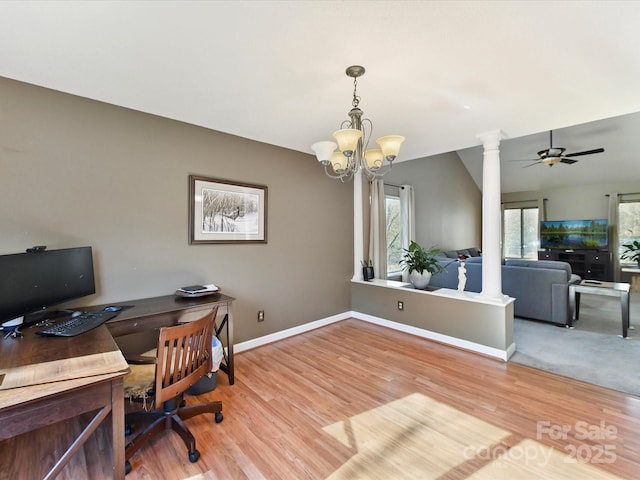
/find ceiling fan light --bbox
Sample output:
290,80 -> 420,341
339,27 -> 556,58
376,135 -> 405,161
542,157 -> 561,166
333,129 -> 362,156
364,149 -> 384,170
311,141 -> 338,165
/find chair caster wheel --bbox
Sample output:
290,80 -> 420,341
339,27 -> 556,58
189,449 -> 200,463
215,412 -> 224,423
125,460 -> 132,475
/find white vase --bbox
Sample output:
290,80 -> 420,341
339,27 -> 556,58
410,271 -> 432,289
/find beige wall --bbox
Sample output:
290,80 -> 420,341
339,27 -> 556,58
383,152 -> 483,251
0,77 -> 353,343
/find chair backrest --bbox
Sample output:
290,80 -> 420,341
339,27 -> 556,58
153,307 -> 217,409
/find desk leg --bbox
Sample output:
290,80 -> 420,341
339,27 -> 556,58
621,290 -> 630,339
227,307 -> 234,385
215,308 -> 235,385
112,378 -> 125,479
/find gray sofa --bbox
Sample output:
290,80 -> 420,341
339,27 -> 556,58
429,257 -> 581,325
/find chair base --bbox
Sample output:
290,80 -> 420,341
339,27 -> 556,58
124,397 -> 223,473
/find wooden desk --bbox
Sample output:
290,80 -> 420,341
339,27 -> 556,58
0,292 -> 235,478
99,293 -> 235,385
0,325 -> 129,479
0,293 -> 234,479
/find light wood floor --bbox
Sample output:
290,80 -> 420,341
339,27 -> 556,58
10,318 -> 640,479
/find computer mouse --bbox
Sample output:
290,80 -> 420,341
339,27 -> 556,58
71,311 -> 83,318
104,306 -> 122,312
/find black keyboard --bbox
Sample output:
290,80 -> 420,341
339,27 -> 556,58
37,311 -> 117,337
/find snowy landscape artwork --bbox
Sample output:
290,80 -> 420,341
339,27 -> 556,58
189,175 -> 267,244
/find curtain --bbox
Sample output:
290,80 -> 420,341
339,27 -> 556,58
368,179 -> 387,279
538,197 -> 547,221
399,185 -> 415,282
608,193 -> 620,282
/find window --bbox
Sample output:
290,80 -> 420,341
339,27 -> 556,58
385,194 -> 402,276
503,207 -> 539,259
618,200 -> 640,263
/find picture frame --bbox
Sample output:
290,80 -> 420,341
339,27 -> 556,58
189,175 -> 267,244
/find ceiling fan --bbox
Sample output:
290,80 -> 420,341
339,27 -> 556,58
512,130 -> 604,167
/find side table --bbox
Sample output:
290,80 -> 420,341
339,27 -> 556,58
568,280 -> 631,338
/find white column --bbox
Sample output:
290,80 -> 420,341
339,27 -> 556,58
477,129 -> 506,301
353,169 -> 364,280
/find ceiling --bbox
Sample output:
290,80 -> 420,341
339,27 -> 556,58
1,1 -> 640,193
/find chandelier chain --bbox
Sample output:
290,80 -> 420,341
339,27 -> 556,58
352,77 -> 360,109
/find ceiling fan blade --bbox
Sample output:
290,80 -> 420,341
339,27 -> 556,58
560,158 -> 578,164
563,148 -> 604,158
523,161 -> 542,168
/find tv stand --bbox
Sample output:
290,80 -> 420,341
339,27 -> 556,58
538,249 -> 612,281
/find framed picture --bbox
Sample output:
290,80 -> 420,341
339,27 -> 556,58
189,175 -> 267,244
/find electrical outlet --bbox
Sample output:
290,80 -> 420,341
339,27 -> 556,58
257,310 -> 265,322
397,301 -> 404,311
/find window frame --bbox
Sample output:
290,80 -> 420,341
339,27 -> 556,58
618,199 -> 640,265
503,206 -> 539,259
385,193 -> 402,278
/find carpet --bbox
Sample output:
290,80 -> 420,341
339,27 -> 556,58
510,293 -> 640,397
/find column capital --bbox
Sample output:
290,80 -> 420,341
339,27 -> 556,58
476,129 -> 505,151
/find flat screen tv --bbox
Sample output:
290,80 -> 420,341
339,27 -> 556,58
539,219 -> 608,250
0,246 -> 95,325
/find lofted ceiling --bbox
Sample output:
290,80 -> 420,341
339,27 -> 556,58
1,1 -> 640,193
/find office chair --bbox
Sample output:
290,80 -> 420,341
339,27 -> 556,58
123,308 -> 223,474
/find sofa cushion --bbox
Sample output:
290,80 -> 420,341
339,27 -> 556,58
466,247 -> 481,257
464,256 -> 483,264
505,259 -> 572,281
463,256 -> 504,265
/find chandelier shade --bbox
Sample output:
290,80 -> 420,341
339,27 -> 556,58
333,128 -> 362,155
377,135 -> 405,161
311,141 -> 339,165
364,149 -> 384,170
312,65 -> 404,182
331,151 -> 349,173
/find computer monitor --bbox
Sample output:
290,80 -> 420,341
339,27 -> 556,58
0,246 -> 96,326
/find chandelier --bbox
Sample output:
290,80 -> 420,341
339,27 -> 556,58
311,65 -> 405,182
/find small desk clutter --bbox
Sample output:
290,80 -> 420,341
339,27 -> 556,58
175,283 -> 221,297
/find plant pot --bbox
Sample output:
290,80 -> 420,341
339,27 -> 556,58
410,271 -> 432,290
362,266 -> 374,281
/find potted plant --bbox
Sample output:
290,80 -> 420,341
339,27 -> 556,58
621,240 -> 640,265
400,241 -> 444,289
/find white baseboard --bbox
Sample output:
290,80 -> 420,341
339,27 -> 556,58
234,311 -> 513,361
233,312 -> 349,354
